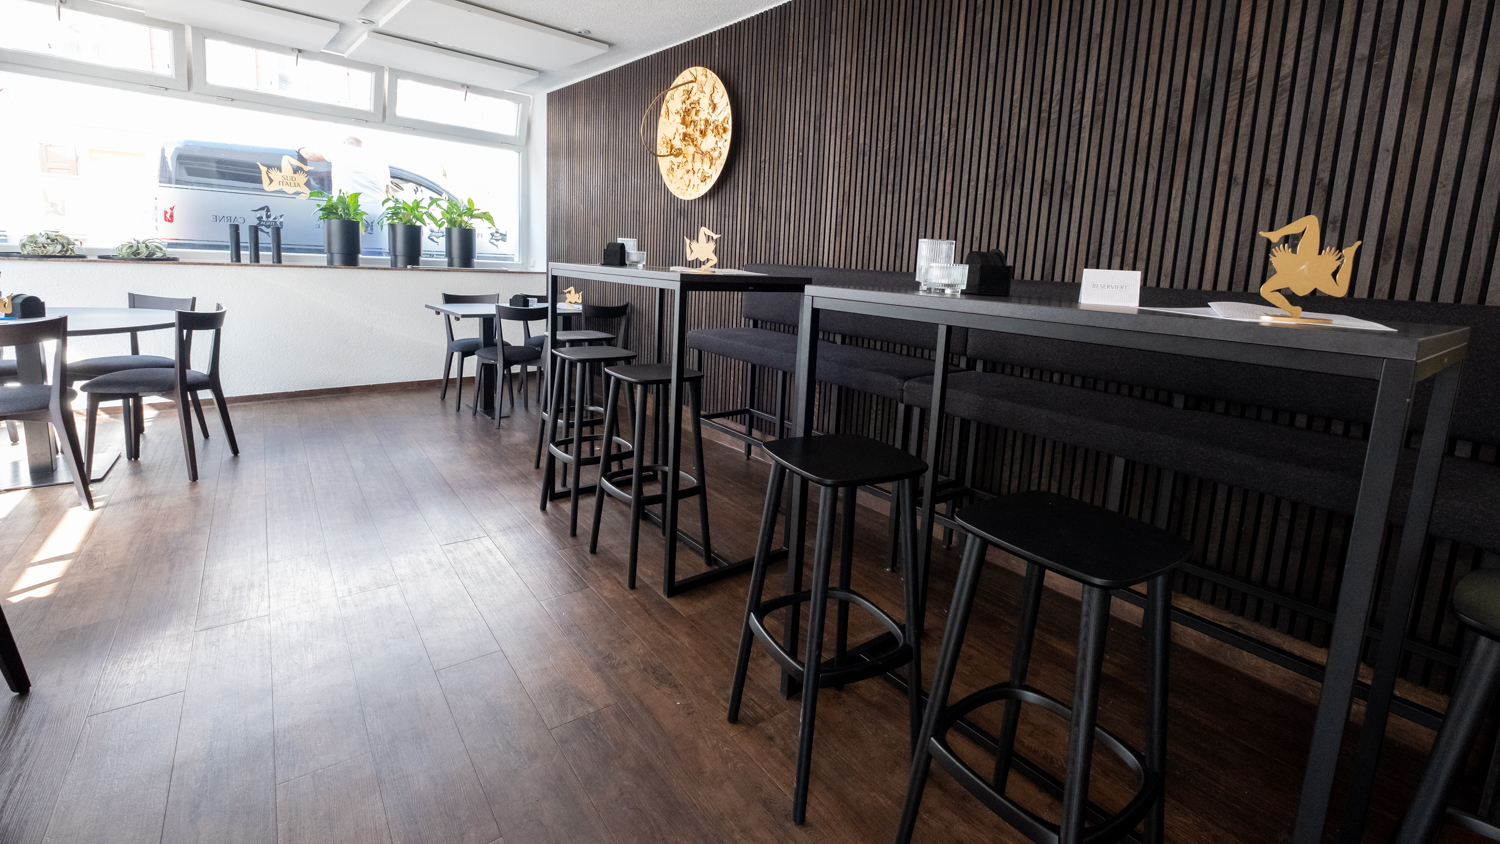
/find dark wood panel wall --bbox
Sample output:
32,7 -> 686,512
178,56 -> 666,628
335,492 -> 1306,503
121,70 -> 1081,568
547,0 -> 1500,693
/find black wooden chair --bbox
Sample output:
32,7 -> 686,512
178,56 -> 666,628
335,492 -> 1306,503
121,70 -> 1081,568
1392,569 -> 1500,843
0,317 -> 92,509
80,306 -> 237,482
69,293 -> 199,455
439,292 -> 499,412
474,304 -> 546,425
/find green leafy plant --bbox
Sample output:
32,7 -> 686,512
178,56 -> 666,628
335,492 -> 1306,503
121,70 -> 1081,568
308,189 -> 367,222
436,197 -> 495,230
380,195 -> 437,227
115,237 -> 169,259
20,230 -> 77,256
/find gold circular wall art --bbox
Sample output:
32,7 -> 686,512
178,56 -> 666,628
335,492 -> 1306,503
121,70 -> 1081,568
649,67 -> 733,200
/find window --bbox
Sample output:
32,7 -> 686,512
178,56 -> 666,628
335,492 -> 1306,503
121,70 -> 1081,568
387,72 -> 527,145
203,38 -> 373,112
0,0 -> 185,88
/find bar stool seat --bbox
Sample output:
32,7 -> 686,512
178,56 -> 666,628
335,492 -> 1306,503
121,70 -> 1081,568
897,491 -> 1189,844
588,363 -> 712,590
729,433 -> 928,825
557,329 -> 616,344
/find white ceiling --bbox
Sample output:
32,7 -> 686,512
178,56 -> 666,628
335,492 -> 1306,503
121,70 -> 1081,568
106,0 -> 787,95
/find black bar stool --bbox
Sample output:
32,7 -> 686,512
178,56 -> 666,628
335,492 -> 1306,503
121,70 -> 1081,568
896,491 -> 1189,844
727,433 -> 928,825
1392,569 -> 1500,843
540,343 -> 637,535
535,302 -> 631,468
587,363 -> 712,589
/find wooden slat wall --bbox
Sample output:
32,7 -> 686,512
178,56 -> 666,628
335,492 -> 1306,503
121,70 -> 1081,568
547,0 -> 1500,693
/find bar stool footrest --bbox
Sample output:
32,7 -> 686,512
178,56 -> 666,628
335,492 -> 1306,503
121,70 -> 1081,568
930,683 -> 1161,844
599,465 -> 704,507
747,589 -> 913,688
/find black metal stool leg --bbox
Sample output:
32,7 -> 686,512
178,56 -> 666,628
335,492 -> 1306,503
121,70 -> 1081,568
834,485 -> 856,685
793,485 -> 840,825
539,356 -> 566,511
589,375 -> 622,554
0,605 -> 30,694
992,561 -> 1047,789
569,358 -> 587,536
1059,586 -> 1112,844
742,360 -> 756,459
728,463 -> 787,724
626,382 -> 650,589
889,403 -> 910,572
689,380 -> 713,563
898,477 -> 923,749
1144,573 -> 1172,844
895,534 -> 990,844
1394,633 -> 1500,844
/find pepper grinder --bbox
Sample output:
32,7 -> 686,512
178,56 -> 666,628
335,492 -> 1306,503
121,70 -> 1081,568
248,225 -> 261,263
270,227 -> 283,264
228,224 -> 242,263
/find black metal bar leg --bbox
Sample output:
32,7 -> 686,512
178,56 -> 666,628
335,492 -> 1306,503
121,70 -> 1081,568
1059,586 -> 1111,844
894,534 -> 989,844
690,380 -> 713,563
589,375 -> 621,554
793,485 -> 838,825
898,477 -> 923,751
1144,573 -> 1172,844
834,485 -> 856,685
627,383 -> 649,589
0,606 -> 30,694
568,357 -> 587,536
661,288 -> 689,597
782,294 -> 820,697
728,463 -> 786,723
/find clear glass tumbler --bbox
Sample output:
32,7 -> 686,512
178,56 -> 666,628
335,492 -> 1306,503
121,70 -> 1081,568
920,262 -> 969,294
916,238 -> 957,282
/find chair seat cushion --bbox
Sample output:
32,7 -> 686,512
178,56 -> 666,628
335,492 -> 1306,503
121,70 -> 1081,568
448,337 -> 486,354
957,492 -> 1191,589
69,354 -> 175,380
476,344 -> 543,365
0,359 -> 18,381
764,434 -> 928,487
80,367 -> 209,395
688,327 -> 798,372
526,334 -> 547,349
1392,455 -> 1500,553
0,384 -> 53,415
905,370 -> 1368,512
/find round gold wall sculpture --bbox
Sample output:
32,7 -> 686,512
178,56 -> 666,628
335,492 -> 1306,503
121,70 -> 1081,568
653,67 -> 733,200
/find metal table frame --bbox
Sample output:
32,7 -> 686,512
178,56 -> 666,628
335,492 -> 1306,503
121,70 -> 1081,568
6,307 -> 177,492
547,263 -> 810,596
787,285 -> 1469,844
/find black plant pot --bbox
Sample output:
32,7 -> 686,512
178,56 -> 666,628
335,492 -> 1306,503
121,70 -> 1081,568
446,227 -> 476,268
324,218 -> 362,267
389,223 -> 424,267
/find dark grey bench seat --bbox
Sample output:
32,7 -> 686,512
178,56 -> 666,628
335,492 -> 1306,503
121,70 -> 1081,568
687,327 -> 950,401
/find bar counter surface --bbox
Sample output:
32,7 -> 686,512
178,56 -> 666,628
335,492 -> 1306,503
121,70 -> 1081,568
787,283 -> 1468,844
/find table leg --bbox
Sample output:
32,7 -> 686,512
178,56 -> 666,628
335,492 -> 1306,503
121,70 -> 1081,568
1336,359 -> 1464,844
0,604 -> 29,694
662,289 -> 689,596
782,294 -> 821,695
917,325 -> 952,618
1291,358 -> 1416,844
16,342 -> 54,477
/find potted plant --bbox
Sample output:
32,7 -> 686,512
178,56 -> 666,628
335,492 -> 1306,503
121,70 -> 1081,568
437,198 -> 494,268
309,190 -> 366,267
381,196 -> 436,268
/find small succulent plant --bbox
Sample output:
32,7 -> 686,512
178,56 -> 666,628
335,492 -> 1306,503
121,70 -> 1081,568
115,238 -> 169,259
19,230 -> 77,256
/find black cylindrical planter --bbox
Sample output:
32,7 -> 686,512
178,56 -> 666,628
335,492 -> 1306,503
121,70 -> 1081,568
248,225 -> 261,263
228,224 -> 242,263
270,227 -> 283,264
324,219 -> 362,267
445,227 -> 476,268
389,224 -> 424,268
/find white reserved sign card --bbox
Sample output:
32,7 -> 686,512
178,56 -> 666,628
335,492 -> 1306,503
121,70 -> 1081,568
1079,268 -> 1142,307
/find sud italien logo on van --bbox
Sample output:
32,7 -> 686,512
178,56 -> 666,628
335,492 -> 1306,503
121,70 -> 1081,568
257,155 -> 311,195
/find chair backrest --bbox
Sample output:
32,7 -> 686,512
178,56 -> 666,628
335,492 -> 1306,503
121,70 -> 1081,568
496,304 -> 548,344
441,292 -> 499,342
0,316 -> 69,397
128,292 -> 196,355
174,305 -> 226,383
744,264 -> 969,356
581,302 -> 630,348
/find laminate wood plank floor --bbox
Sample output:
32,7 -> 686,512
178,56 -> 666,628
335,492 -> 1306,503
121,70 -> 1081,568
0,384 -> 1467,844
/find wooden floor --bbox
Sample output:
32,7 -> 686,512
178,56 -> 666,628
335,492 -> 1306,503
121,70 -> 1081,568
0,383 -> 1460,844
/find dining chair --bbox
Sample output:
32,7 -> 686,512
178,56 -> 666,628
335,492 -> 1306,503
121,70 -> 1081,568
80,306 -> 237,482
69,293 -> 200,448
474,304 -> 546,426
439,292 -> 499,412
0,316 -> 92,509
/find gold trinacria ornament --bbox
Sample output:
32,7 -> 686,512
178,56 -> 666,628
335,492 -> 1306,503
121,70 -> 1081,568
1257,215 -> 1361,324
642,67 -> 733,200
684,227 -> 720,270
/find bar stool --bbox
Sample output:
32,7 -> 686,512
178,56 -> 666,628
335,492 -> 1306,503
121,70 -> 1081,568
587,363 -> 712,588
727,433 -> 928,825
1392,569 -> 1500,843
540,343 -> 637,535
895,491 -> 1188,844
534,302 -> 631,469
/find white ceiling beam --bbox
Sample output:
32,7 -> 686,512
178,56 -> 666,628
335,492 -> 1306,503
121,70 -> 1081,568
377,0 -> 607,71
144,0 -> 340,51
346,31 -> 537,90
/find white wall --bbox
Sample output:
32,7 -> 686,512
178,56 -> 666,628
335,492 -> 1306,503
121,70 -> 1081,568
0,261 -> 545,397
526,94 -> 548,271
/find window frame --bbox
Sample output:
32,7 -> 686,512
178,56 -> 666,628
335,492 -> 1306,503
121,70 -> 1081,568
385,70 -> 528,147
0,0 -> 188,90
191,27 -> 383,122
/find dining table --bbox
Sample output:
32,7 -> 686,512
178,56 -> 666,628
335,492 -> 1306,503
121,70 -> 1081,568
5,306 -> 177,492
784,283 -> 1469,844
424,300 -> 580,418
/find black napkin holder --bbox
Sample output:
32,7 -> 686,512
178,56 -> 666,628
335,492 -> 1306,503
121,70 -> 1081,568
12,294 -> 45,318
602,242 -> 627,266
964,250 -> 1013,297
509,294 -> 530,308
